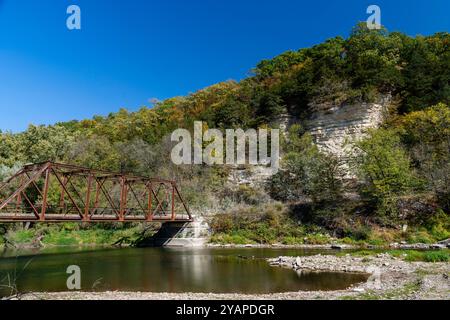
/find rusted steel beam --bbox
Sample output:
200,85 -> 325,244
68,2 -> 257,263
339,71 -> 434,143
119,177 -> 127,221
25,172 -> 44,199
0,163 -> 49,211
147,182 -> 153,221
51,168 -> 84,218
171,183 -> 175,221
21,191 -> 40,219
0,162 -> 192,223
40,166 -> 51,221
15,175 -> 24,213
84,174 -> 93,221
128,184 -> 146,216
93,179 -> 103,216
23,162 -> 174,183
174,183 -> 192,220
94,177 -> 120,218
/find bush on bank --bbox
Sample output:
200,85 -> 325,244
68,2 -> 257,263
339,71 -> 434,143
0,223 -> 159,247
208,202 -> 449,246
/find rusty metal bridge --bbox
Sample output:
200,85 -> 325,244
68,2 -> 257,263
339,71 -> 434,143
0,162 -> 192,222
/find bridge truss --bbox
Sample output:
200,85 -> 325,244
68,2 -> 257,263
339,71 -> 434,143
0,162 -> 192,222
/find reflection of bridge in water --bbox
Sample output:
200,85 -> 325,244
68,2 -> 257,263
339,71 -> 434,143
0,162 -> 192,222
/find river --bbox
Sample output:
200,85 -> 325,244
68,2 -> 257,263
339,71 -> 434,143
0,247 -> 368,297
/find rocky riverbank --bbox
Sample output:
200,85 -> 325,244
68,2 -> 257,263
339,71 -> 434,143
207,241 -> 450,250
17,253 -> 450,300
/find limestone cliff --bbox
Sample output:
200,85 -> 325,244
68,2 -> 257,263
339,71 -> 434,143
229,95 -> 391,186
306,95 -> 391,162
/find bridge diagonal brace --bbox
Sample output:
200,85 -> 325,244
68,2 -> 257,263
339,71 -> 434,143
0,162 -> 192,223
21,191 -> 40,219
0,163 -> 49,212
174,184 -> 192,220
51,168 -> 84,219
67,179 -> 86,209
94,177 -> 120,218
127,183 -> 147,217
0,168 -> 25,195
150,185 -> 168,216
24,172 -> 44,199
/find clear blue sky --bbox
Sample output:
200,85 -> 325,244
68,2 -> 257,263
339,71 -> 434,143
0,0 -> 449,132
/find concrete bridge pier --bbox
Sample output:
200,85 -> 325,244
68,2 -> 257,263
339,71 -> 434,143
151,216 -> 210,247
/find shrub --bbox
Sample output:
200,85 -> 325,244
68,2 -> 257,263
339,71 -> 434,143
210,233 -> 254,245
282,236 -> 304,245
8,229 -> 35,244
406,230 -> 436,244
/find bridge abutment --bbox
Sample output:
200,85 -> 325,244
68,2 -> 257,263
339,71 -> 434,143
150,216 -> 210,247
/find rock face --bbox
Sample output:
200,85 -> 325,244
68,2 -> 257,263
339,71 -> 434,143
227,96 -> 391,185
227,165 -> 275,186
226,111 -> 296,187
306,96 -> 391,177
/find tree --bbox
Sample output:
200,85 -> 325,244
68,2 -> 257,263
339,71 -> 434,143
64,135 -> 119,171
17,124 -> 73,163
269,125 -> 343,203
0,132 -> 23,167
400,33 -> 450,112
400,103 -> 450,209
351,128 -> 421,217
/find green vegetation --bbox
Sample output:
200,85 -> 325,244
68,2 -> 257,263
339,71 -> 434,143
269,125 -> 344,203
266,103 -> 449,241
0,23 -> 449,246
209,202 -> 334,245
0,223 -> 158,248
389,250 -> 449,262
351,127 -> 423,217
343,249 -> 449,262
208,201 -> 448,246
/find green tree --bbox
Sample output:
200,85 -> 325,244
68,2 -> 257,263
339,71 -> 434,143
351,128 -> 421,217
269,125 -> 343,203
17,124 -> 73,163
400,103 -> 450,209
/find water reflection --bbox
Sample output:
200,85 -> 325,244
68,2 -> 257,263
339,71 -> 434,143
0,247 -> 369,296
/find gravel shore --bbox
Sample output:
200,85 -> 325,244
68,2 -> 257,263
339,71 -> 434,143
17,253 -> 450,300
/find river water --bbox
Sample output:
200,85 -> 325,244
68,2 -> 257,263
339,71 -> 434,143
0,247 -> 368,296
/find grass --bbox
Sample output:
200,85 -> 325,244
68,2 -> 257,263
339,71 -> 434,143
2,223 -> 157,247
388,249 -> 449,262
8,230 -> 35,244
344,249 -> 450,262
